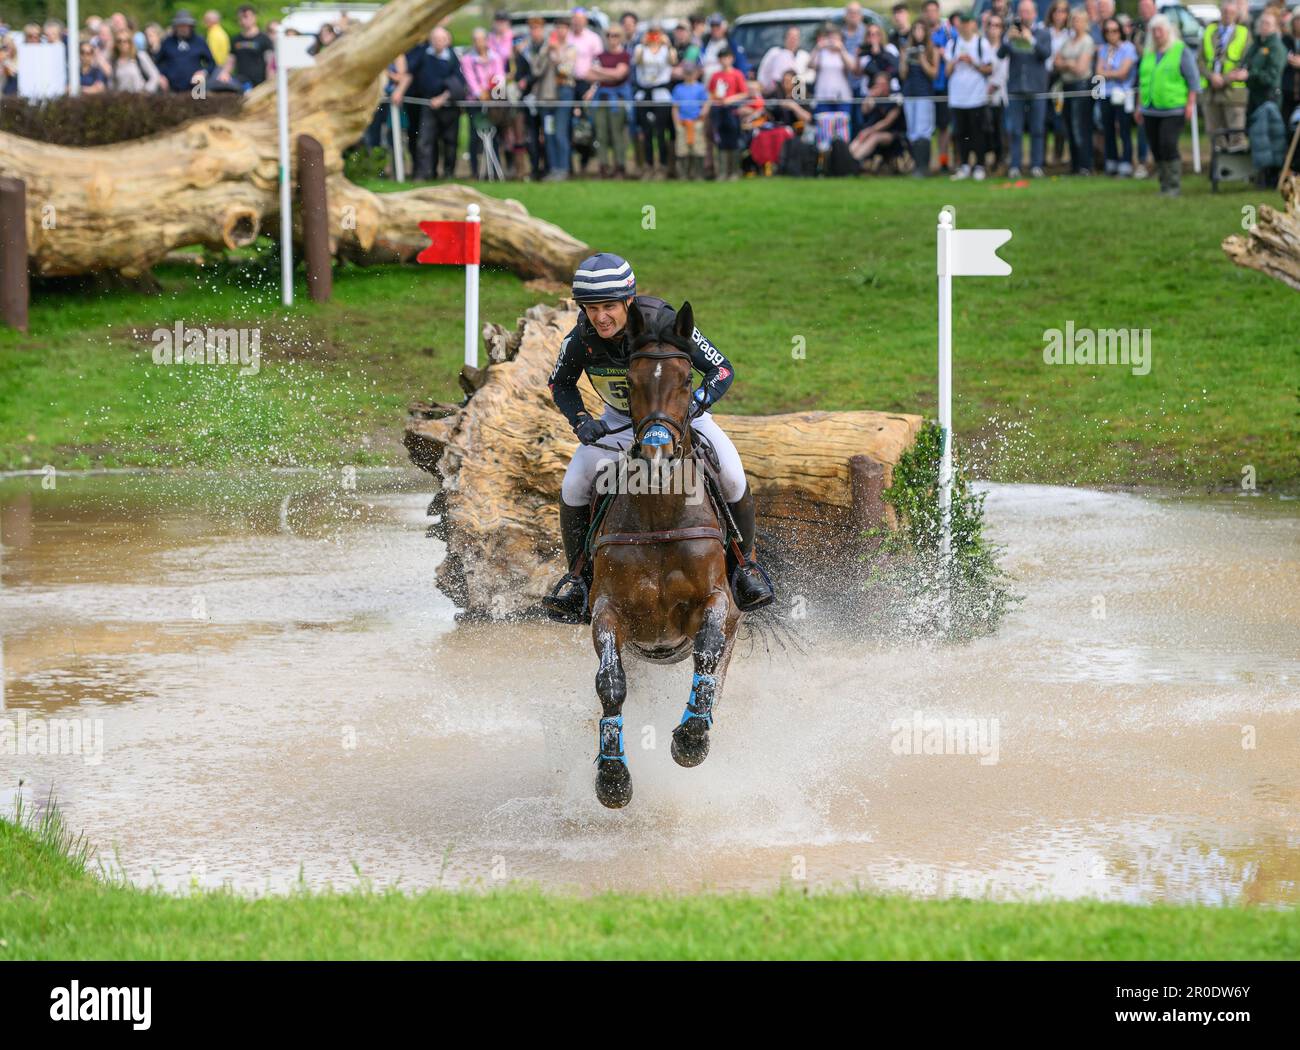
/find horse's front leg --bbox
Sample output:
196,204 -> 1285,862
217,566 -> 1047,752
672,590 -> 731,768
591,596 -> 633,808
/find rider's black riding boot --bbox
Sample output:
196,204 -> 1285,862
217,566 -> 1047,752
726,484 -> 775,611
542,501 -> 593,624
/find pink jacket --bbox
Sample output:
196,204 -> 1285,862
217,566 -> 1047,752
461,49 -> 505,99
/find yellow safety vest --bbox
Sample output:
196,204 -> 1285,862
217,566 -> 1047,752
1200,22 -> 1248,93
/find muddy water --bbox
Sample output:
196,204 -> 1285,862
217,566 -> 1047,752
1,471 -> 1297,904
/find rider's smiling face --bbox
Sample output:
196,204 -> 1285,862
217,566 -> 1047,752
585,300 -> 630,341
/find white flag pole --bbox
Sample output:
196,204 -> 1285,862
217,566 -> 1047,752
66,0 -> 80,96
275,30 -> 293,307
1191,102 -> 1201,174
390,101 -> 406,183
464,203 -> 481,369
936,208 -> 955,562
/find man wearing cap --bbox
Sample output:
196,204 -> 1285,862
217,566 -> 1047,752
543,253 -> 775,623
700,13 -> 749,80
155,10 -> 216,92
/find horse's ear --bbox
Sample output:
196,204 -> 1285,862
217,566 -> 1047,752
624,298 -> 646,341
674,301 -> 695,342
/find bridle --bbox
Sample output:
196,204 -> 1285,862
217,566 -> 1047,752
627,346 -> 694,460
584,342 -> 731,558
589,343 -> 695,458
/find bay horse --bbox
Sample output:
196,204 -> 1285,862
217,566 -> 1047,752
586,301 -> 742,809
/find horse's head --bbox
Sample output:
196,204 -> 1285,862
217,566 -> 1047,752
625,300 -> 697,464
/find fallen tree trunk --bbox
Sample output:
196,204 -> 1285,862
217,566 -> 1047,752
405,302 -> 924,617
0,0 -> 588,280
1222,172 -> 1300,291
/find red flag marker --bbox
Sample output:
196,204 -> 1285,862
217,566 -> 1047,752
416,219 -> 482,266
416,204 -> 482,367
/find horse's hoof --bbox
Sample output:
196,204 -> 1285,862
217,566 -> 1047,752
595,758 -> 633,808
671,718 -> 711,768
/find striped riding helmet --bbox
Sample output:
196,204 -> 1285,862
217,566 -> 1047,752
571,253 -> 637,304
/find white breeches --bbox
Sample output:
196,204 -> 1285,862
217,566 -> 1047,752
561,405 -> 748,506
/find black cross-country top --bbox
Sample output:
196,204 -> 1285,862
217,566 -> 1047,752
548,296 -> 735,427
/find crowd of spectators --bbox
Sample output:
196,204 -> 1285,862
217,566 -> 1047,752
0,7 -> 282,97
3,2 -> 1299,193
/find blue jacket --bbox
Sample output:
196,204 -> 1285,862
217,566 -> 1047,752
931,23 -> 956,90
156,34 -> 215,92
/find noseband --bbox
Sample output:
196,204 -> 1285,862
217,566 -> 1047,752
627,346 -> 693,458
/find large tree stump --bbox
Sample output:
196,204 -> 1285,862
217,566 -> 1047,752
1222,173 -> 1300,291
0,0 -> 588,280
405,303 -> 924,617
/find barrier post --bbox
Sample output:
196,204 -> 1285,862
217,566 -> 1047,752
296,135 -> 332,303
0,177 -> 29,333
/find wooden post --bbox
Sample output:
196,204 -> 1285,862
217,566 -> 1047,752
850,454 -> 886,549
0,177 -> 29,333
296,135 -> 332,303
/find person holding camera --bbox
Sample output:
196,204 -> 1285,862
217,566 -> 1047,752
899,20 -> 940,175
999,0 -> 1052,177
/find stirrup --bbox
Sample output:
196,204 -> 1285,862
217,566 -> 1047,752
542,572 -> 589,624
730,560 -> 775,612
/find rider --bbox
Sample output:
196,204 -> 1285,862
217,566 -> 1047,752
542,252 -> 776,622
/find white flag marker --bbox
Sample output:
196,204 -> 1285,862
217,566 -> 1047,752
274,34 -> 317,306
936,209 -> 1012,561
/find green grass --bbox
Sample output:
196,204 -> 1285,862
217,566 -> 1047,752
2,177 -> 1296,489
2,807 -> 1297,960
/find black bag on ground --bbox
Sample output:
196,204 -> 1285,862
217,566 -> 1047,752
778,136 -> 818,177
827,138 -> 857,176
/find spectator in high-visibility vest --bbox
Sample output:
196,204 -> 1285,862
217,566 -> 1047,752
1136,14 -> 1199,196
1199,0 -> 1251,150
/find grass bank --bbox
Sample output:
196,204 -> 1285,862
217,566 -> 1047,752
2,809 -> 1297,960
1,177 -> 1295,489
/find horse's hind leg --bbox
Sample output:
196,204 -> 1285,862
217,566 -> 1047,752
672,591 -> 730,768
591,598 -> 632,809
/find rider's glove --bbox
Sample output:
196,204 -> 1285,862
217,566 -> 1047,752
689,389 -> 710,419
574,415 -> 609,445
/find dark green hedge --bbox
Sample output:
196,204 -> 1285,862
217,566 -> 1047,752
0,92 -> 242,146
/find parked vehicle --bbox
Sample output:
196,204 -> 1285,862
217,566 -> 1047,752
730,6 -> 886,64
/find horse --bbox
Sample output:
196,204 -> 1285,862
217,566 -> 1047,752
585,301 -> 743,809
